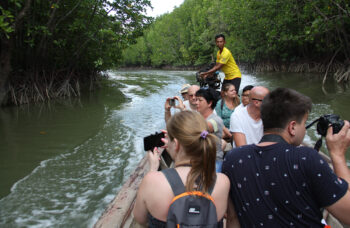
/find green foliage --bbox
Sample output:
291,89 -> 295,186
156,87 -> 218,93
122,0 -> 350,67
0,6 -> 14,38
1,0 -> 152,75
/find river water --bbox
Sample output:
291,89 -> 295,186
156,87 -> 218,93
0,70 -> 349,227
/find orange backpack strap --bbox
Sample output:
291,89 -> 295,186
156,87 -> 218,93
170,191 -> 215,205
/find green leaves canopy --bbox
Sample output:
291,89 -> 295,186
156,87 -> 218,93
1,0 -> 152,74
122,0 -> 350,67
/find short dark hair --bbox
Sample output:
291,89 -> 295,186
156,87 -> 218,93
196,88 -> 220,109
261,88 -> 312,131
242,85 -> 254,93
215,34 -> 225,41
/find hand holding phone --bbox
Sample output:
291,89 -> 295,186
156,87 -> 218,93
169,98 -> 176,107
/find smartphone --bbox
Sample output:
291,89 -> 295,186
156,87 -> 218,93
169,99 -> 176,107
143,132 -> 165,151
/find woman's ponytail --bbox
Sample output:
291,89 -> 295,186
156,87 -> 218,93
167,111 -> 217,193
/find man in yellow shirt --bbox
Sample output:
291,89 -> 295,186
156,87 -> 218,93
201,34 -> 242,91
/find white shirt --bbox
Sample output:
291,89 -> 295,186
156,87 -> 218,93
183,100 -> 192,110
229,106 -> 263,147
234,103 -> 245,113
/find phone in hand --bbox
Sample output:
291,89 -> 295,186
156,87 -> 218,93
169,98 -> 176,107
143,132 -> 165,151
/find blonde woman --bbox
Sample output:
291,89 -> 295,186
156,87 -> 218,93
133,111 -> 230,227
215,83 -> 240,129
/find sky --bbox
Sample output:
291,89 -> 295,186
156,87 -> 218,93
146,0 -> 184,17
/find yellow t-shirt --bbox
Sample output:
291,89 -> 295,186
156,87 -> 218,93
216,47 -> 241,80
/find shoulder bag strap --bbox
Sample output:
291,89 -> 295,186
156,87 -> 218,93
161,168 -> 186,196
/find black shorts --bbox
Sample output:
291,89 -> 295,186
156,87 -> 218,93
223,78 -> 241,92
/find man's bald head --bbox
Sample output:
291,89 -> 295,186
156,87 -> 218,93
250,86 -> 269,107
188,85 -> 200,106
251,86 -> 269,99
188,85 -> 200,94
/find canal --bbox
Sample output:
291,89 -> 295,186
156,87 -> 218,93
0,70 -> 349,227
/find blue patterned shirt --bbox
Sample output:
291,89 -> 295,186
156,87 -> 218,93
223,143 -> 348,227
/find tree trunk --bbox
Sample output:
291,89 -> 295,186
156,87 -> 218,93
0,38 -> 13,105
0,0 -> 32,105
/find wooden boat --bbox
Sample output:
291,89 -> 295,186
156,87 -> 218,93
94,149 -> 172,228
93,155 -> 148,228
94,147 -> 348,228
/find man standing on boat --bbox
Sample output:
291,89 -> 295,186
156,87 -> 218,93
200,34 -> 242,92
223,88 -> 350,227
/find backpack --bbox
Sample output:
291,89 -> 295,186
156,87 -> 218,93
161,168 -> 220,228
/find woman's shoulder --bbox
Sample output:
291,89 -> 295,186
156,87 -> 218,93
142,170 -> 167,186
212,173 -> 230,195
215,99 -> 222,107
216,173 -> 230,187
138,171 -> 171,197
139,170 -> 174,204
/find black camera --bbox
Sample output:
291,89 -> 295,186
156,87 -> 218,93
169,99 -> 176,107
143,132 -> 165,151
196,63 -> 221,90
306,114 -> 347,151
316,114 -> 345,137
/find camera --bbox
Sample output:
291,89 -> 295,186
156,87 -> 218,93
306,114 -> 347,151
143,132 -> 165,151
316,114 -> 345,137
169,99 -> 176,107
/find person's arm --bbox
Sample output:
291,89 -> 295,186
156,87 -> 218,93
173,96 -> 185,111
326,121 -> 350,185
200,63 -> 223,79
223,127 -> 232,139
207,118 -> 219,134
207,121 -> 215,133
233,132 -> 246,147
164,98 -> 172,123
133,148 -> 162,224
226,198 -> 241,228
133,176 -> 149,225
325,121 -> 350,225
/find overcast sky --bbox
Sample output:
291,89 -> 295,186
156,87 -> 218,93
146,0 -> 184,17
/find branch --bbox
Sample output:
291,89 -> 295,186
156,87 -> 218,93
307,0 -> 328,21
331,0 -> 350,17
15,0 -> 32,30
54,0 -> 84,29
322,47 -> 340,85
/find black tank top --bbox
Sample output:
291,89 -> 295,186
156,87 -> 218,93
147,213 -> 166,228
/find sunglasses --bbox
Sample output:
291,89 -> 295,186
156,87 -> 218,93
252,98 -> 263,102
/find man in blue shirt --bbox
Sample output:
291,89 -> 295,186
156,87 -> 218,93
223,88 -> 350,227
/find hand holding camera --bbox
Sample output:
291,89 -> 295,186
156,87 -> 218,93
165,96 -> 185,111
326,120 -> 350,159
143,130 -> 171,171
143,131 -> 165,151
307,114 -> 350,152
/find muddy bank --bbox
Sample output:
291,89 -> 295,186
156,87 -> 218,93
3,71 -> 103,106
239,61 -> 350,83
